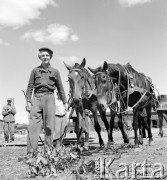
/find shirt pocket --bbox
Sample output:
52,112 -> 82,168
49,74 -> 55,86
35,72 -> 42,85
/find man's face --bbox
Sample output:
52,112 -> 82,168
39,51 -> 51,64
7,100 -> 12,105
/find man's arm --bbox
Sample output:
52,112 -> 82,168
11,106 -> 16,115
2,106 -> 9,116
26,69 -> 35,103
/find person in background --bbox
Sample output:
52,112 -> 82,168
2,98 -> 16,142
25,47 -> 68,157
54,91 -> 68,148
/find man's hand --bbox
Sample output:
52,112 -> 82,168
7,107 -> 12,112
26,102 -> 31,112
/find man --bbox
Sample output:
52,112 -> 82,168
26,47 -> 68,156
2,98 -> 16,142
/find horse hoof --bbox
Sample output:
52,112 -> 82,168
100,141 -> 105,147
95,146 -> 103,152
124,143 -> 133,148
107,141 -> 115,146
139,140 -> 143,145
100,144 -> 105,149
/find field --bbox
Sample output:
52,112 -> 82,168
0,127 -> 167,180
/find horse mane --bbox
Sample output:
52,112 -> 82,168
125,62 -> 147,78
107,63 -> 124,76
125,62 -> 137,74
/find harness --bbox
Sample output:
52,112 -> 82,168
67,68 -> 97,124
94,71 -> 120,112
94,64 -> 154,114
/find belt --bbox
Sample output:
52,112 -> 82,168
34,92 -> 54,97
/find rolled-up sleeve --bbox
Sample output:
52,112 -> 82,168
55,70 -> 67,104
26,69 -> 35,102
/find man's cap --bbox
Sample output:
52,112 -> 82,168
38,47 -> 53,56
7,98 -> 12,101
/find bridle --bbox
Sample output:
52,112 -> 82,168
94,71 -> 118,107
93,69 -> 132,114
93,66 -> 156,114
68,68 -> 96,100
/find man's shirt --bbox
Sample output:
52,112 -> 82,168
2,105 -> 16,122
26,64 -> 67,104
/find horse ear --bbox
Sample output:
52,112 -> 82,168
88,67 -> 97,74
103,61 -> 108,71
63,61 -> 72,71
80,58 -> 86,68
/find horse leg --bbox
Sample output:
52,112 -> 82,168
75,112 -> 85,151
158,113 -> 163,137
107,108 -> 115,146
146,106 -> 153,145
83,114 -> 90,150
80,133 -> 85,146
118,114 -> 129,144
92,109 -> 104,147
84,132 -> 89,150
138,116 -> 144,145
133,109 -> 139,148
142,122 -> 146,138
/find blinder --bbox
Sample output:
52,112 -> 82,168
94,70 -> 118,106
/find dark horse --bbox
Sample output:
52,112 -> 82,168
156,95 -> 167,137
64,58 -> 129,149
89,61 -> 155,147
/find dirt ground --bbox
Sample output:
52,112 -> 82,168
0,128 -> 167,180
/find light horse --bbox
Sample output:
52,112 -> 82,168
64,58 -> 129,149
156,95 -> 167,137
89,61 -> 155,147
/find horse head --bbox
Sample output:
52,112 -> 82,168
64,58 -> 95,104
88,61 -> 116,110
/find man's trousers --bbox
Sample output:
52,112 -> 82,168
3,121 -> 15,142
27,93 -> 55,154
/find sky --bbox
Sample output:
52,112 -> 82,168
0,0 -> 166,124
